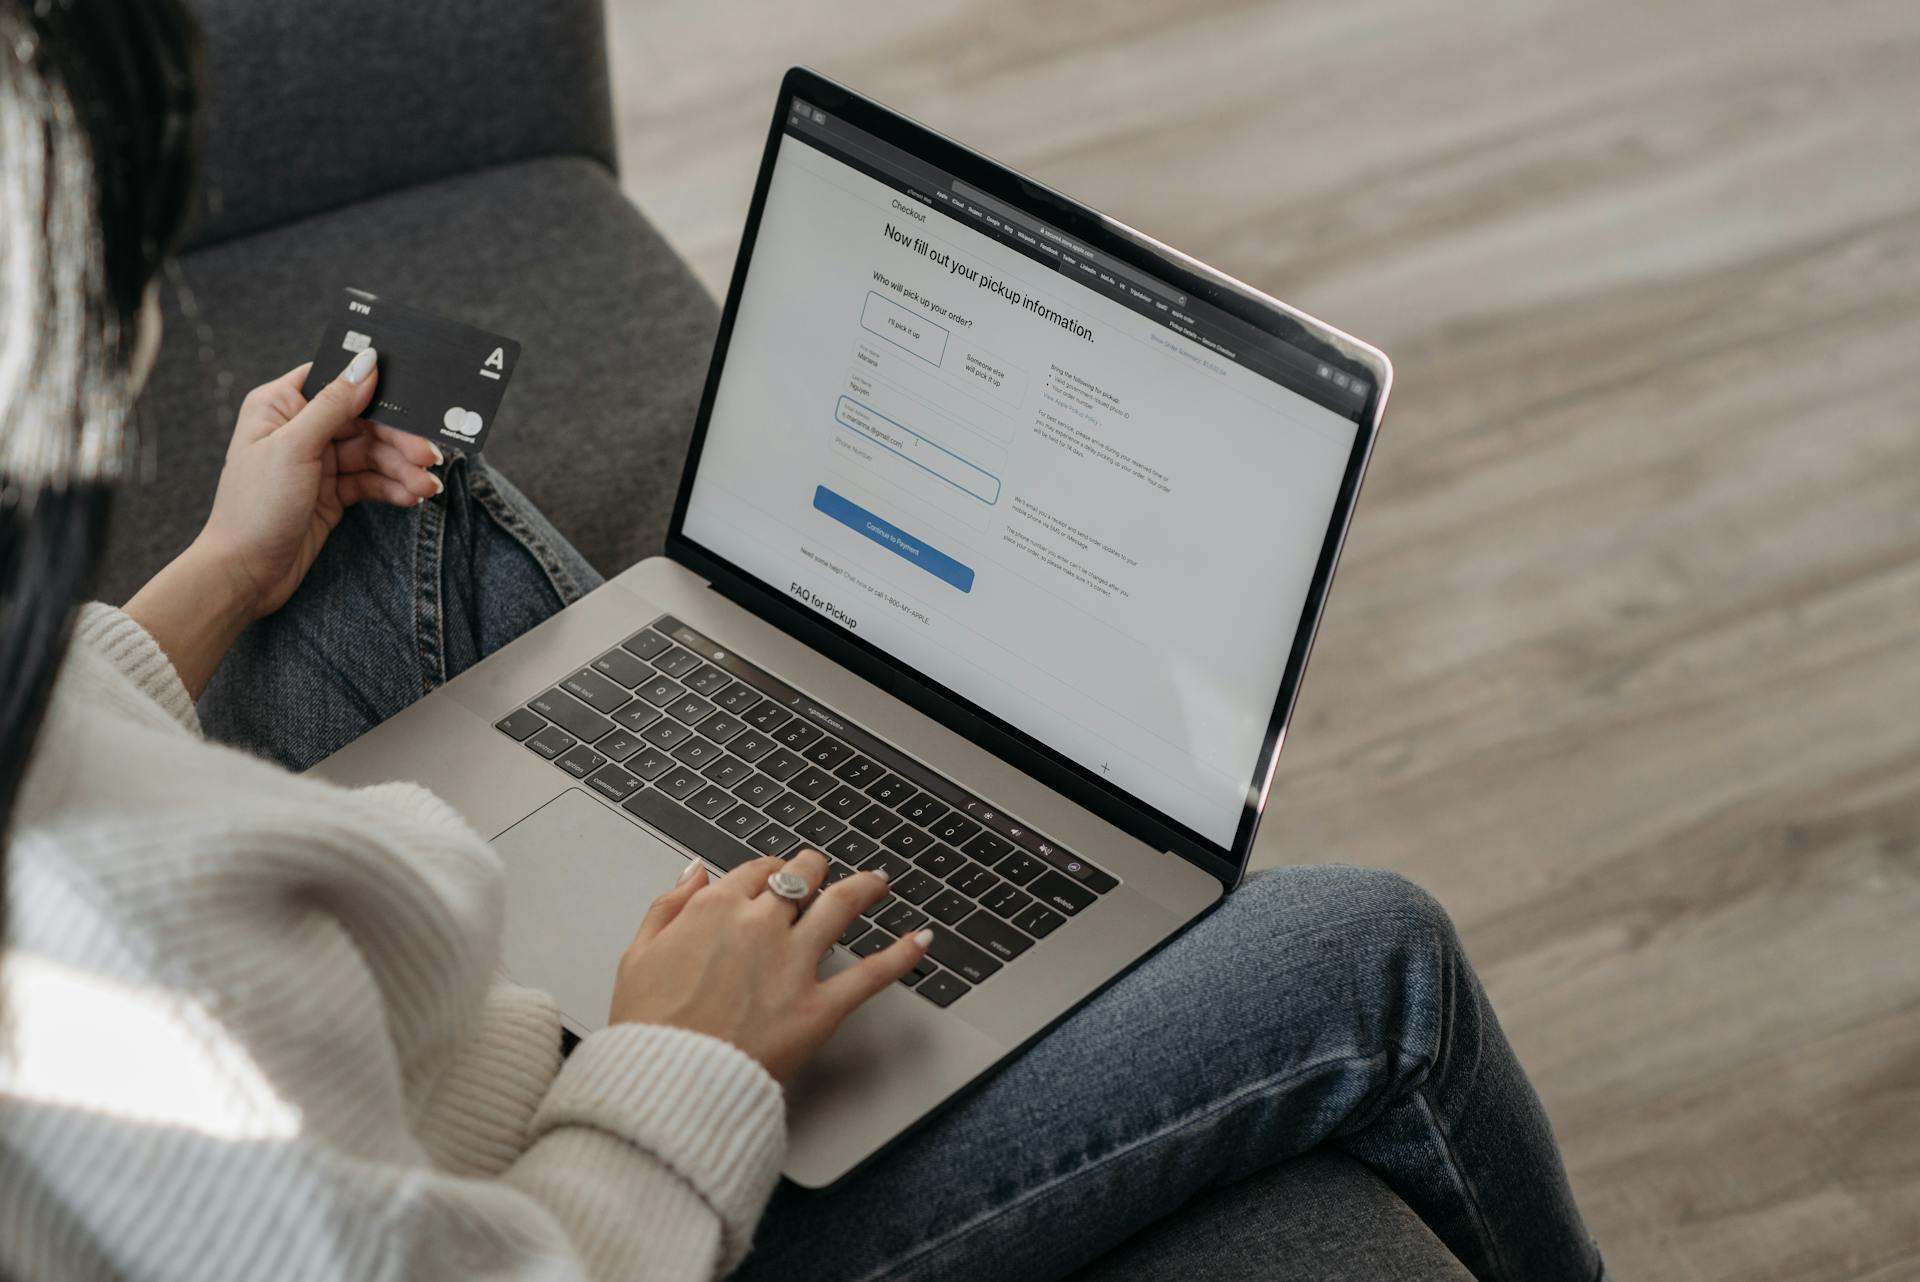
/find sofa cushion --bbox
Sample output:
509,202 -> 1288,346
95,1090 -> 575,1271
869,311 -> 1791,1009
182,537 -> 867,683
1068,1152 -> 1472,1282
181,0 -> 617,251
109,155 -> 715,603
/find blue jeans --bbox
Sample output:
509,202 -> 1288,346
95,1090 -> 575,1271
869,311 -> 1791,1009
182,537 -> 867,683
199,457 -> 1603,1282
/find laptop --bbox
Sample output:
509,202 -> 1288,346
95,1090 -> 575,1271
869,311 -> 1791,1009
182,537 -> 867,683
310,68 -> 1390,1188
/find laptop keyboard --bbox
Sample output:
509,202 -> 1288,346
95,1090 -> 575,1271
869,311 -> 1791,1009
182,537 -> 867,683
493,614 -> 1119,1007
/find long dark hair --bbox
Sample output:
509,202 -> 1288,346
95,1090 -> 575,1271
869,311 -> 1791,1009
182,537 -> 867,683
0,0 -> 204,914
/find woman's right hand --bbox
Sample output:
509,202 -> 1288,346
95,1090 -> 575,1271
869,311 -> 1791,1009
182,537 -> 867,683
609,849 -> 932,1083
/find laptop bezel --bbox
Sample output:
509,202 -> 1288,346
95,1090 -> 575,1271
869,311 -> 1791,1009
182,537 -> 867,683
664,67 -> 1388,886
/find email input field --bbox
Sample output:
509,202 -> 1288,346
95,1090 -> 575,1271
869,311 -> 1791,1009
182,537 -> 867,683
834,396 -> 1002,504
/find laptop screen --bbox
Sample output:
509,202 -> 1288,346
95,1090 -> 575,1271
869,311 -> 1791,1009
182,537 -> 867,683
681,96 -> 1368,849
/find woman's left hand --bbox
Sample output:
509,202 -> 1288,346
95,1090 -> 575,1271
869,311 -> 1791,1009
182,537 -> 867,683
127,349 -> 445,699
198,352 -> 443,620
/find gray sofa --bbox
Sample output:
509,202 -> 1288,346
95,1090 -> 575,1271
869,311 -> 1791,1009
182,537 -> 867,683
118,3 -> 1472,1278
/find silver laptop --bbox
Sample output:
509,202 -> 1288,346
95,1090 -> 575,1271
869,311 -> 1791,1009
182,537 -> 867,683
311,69 -> 1389,1187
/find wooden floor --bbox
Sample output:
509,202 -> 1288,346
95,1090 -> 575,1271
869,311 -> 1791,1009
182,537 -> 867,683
604,2 -> 1920,1277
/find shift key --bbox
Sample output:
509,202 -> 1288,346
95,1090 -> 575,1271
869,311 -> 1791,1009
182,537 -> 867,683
926,928 -> 1002,985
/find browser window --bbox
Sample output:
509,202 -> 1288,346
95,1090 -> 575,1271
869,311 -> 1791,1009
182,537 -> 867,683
683,110 -> 1360,846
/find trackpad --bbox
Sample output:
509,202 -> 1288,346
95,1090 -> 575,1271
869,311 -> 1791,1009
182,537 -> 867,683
492,789 -> 691,1033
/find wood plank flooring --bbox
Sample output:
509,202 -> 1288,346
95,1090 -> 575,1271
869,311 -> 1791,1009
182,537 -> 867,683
604,2 -> 1920,1277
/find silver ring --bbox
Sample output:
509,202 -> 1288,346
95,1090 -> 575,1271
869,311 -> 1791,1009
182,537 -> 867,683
767,869 -> 812,908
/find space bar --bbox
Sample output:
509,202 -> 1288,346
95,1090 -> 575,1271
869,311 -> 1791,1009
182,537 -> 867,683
621,787 -> 759,871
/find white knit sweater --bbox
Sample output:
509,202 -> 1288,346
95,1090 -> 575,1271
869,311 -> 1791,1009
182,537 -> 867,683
1,606 -> 787,1281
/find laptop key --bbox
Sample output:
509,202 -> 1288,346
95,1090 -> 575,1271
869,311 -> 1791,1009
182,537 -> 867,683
1031,870 -> 1097,916
756,747 -> 807,781
743,701 -> 792,732
620,628 -> 673,660
591,648 -> 653,688
824,861 -> 860,886
718,805 -> 769,839
774,721 -> 821,752
826,831 -> 878,864
786,766 -> 838,801
668,694 -> 716,726
556,744 -> 609,779
891,870 -> 939,905
996,852 -> 1046,885
929,813 -> 982,846
529,689 -> 613,744
657,767 -> 704,801
526,725 -> 575,759
851,805 -> 903,838
700,755 -> 752,789
747,824 -> 800,857
671,737 -> 723,769
611,700 -> 662,733
834,755 -> 882,788
625,745 -> 674,780
595,728 -> 644,762
964,832 -> 1016,865
805,738 -> 853,770
957,909 -> 1035,962
622,786 -> 757,871
731,773 -> 782,808
696,711 -> 745,743
652,647 -> 703,679
910,843 -> 964,879
794,811 -> 846,847
897,793 -> 949,827
684,664 -> 732,697
725,729 -> 776,763
685,785 -> 737,820
982,883 -> 1035,919
1011,901 -> 1064,939
898,956 -> 938,989
848,929 -> 893,958
712,681 -> 760,714
858,851 -> 914,881
926,930 -> 1001,984
864,773 -> 913,805
817,785 -> 869,820
495,708 -> 546,741
881,826 -> 936,859
637,675 -> 684,707
563,668 -> 630,715
925,889 -> 973,926
949,865 -> 1002,900
915,970 -> 971,1006
586,763 -> 641,802
876,901 -> 929,936
765,792 -> 815,827
838,921 -> 866,948
641,718 -> 693,750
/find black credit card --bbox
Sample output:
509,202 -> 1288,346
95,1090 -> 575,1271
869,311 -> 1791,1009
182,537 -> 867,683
301,288 -> 520,453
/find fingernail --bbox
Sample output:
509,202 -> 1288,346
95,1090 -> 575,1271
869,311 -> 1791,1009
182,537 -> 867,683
871,866 -> 892,883
343,348 -> 377,385
426,471 -> 445,496
914,929 -> 934,946
426,441 -> 444,466
678,861 -> 700,883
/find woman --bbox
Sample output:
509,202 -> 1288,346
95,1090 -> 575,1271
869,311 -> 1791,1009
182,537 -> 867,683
0,3 -> 1605,1280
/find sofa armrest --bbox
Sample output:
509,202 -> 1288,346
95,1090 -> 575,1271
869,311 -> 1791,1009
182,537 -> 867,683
182,0 -> 615,250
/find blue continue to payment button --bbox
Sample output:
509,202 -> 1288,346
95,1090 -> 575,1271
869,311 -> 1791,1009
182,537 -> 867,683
813,486 -> 975,593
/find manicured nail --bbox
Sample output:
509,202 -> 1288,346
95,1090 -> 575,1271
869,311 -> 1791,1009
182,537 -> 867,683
678,861 -> 700,883
426,471 -> 445,496
913,929 -> 934,946
870,866 -> 892,883
426,441 -> 445,466
343,347 -> 377,385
